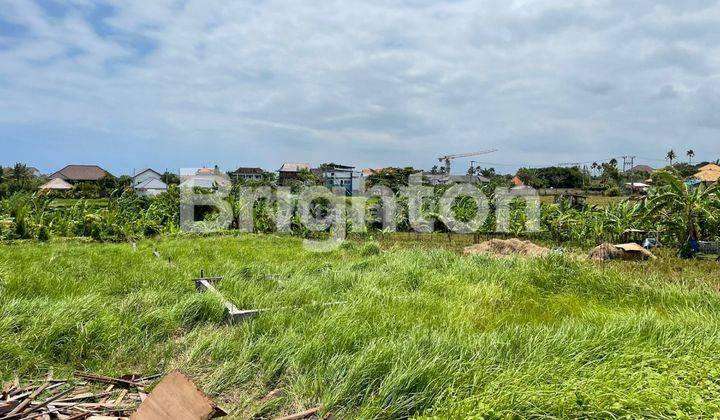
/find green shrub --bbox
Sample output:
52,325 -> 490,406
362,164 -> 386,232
604,186 -> 621,197
36,225 -> 50,241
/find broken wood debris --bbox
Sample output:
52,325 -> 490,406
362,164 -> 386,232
273,407 -> 321,420
0,371 -> 161,420
131,370 -> 226,420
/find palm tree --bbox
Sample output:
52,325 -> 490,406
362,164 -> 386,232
666,149 -> 677,166
647,171 -> 719,251
686,149 -> 695,164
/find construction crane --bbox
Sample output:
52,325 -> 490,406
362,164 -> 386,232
438,149 -> 497,174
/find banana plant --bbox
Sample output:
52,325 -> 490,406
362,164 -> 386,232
646,171 -> 719,248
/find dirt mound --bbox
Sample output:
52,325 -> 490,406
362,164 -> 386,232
589,242 -> 655,261
464,239 -> 549,257
589,243 -> 625,261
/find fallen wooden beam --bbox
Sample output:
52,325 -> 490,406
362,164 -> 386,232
73,373 -> 142,390
274,407 -> 320,420
194,278 -> 261,324
4,382 -> 49,417
20,388 -> 73,417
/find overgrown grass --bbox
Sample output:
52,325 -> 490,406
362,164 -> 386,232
1,235 -> 719,418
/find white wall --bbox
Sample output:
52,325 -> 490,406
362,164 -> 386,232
133,170 -> 161,187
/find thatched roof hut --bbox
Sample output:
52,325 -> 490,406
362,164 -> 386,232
38,178 -> 73,191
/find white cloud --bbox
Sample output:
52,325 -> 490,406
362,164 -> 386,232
1,0 -> 719,174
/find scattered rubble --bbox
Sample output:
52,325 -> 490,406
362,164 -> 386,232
1,371 -> 225,420
463,239 -> 550,257
1,372 -> 156,420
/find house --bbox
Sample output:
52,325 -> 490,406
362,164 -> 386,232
356,168 -> 384,193
132,169 -> 167,196
132,168 -> 162,187
229,167 -> 265,182
179,167 -> 231,189
135,178 -> 168,196
278,163 -> 310,186
320,164 -> 357,195
38,178 -> 73,191
626,182 -> 650,193
361,168 -> 383,177
50,165 -> 110,183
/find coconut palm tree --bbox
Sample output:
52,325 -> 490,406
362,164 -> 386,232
665,149 -> 677,166
647,171 -> 719,251
686,149 -> 695,164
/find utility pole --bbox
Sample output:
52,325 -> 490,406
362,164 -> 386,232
621,156 -> 636,173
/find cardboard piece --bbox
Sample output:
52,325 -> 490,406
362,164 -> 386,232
130,371 -> 225,420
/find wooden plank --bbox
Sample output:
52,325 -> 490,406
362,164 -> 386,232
5,382 -> 49,417
19,388 -> 73,417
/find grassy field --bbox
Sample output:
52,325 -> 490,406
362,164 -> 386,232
49,198 -> 110,209
1,235 -> 720,418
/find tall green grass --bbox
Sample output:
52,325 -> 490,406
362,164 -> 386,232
1,235 -> 719,418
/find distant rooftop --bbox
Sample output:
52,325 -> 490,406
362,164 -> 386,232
50,164 -> 109,181
627,165 -> 654,174
279,163 -> 310,172
232,167 -> 264,174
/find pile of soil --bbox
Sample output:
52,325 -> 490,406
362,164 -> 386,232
589,243 -> 655,261
463,239 -> 550,257
589,243 -> 625,261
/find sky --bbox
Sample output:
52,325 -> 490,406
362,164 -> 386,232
1,0 -> 719,176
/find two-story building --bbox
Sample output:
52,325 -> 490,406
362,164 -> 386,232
321,163 -> 356,195
230,167 -> 265,183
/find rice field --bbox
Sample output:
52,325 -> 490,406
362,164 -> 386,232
1,234 -> 720,418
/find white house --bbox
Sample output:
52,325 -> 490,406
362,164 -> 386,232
135,178 -> 168,196
132,168 -> 167,196
179,167 -> 231,190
